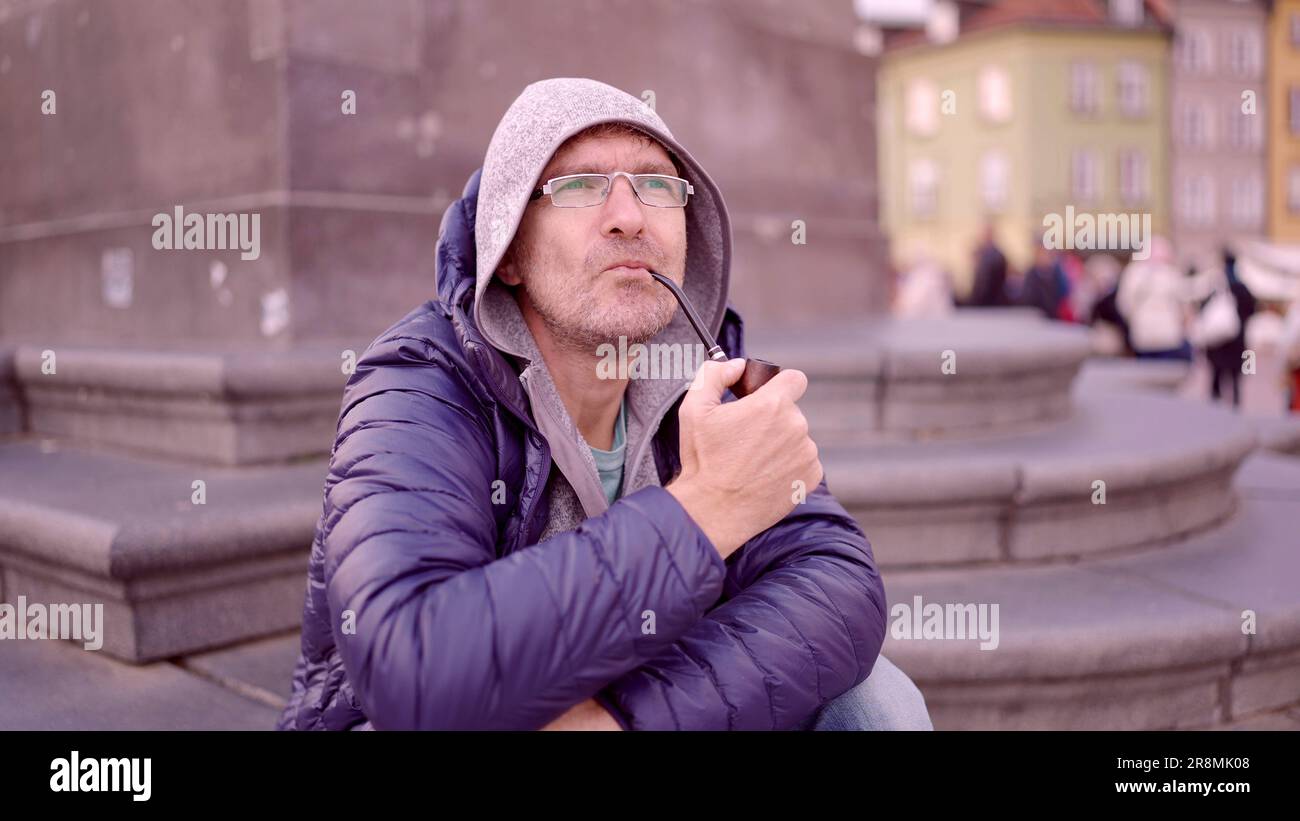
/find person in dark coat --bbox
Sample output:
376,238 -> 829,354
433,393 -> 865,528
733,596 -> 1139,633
1205,248 -> 1257,407
1089,282 -> 1133,355
963,222 -> 1008,307
275,78 -> 927,731
1020,241 -> 1066,320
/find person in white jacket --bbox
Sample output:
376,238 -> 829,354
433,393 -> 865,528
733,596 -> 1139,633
1116,236 -> 1192,360
1281,280 -> 1300,412
893,252 -> 955,319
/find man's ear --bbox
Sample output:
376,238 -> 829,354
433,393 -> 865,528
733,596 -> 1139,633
497,261 -> 522,286
496,246 -> 523,286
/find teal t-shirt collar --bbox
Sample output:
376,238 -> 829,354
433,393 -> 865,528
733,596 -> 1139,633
589,395 -> 627,505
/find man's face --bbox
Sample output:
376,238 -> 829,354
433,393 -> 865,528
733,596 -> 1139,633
499,131 -> 688,351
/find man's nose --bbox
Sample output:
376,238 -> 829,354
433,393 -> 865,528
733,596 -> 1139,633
599,175 -> 646,237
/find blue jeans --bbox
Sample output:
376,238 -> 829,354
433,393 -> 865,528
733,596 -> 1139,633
803,654 -> 933,731
1136,342 -> 1193,361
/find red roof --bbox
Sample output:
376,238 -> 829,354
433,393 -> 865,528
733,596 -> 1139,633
884,0 -> 1173,52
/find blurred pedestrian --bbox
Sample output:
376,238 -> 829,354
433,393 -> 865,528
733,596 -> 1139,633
1020,239 -> 1066,320
962,222 -> 1008,307
1116,236 -> 1191,360
1281,280 -> 1300,413
1054,251 -> 1083,322
894,252 -> 954,319
1194,248 -> 1256,408
1086,253 -> 1130,355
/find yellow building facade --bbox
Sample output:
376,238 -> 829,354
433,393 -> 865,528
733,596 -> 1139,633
878,24 -> 1170,292
1270,0 -> 1300,242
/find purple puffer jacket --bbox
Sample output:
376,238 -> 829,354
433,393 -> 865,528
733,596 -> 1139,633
276,169 -> 887,731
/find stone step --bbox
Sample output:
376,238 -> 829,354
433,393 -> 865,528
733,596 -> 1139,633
823,390 -> 1257,568
1074,355 -> 1300,458
6,343 -> 357,465
0,628 -> 281,730
1253,414 -> 1300,457
748,313 -> 1092,445
1073,356 -> 1191,395
0,436 -> 325,662
177,629 -> 301,710
880,451 -> 1300,730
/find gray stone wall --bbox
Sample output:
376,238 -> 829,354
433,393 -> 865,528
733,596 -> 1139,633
0,0 -> 887,351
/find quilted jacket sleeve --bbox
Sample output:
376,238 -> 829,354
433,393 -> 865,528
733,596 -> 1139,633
593,477 -> 887,730
323,330 -> 728,730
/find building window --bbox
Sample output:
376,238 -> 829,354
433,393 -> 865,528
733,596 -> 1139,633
1227,29 -> 1262,77
980,150 -> 1009,212
1230,174 -> 1263,228
1289,166 -> 1300,213
1071,149 -> 1100,204
909,158 -> 940,218
926,0 -> 959,45
1177,101 -> 1194,146
1109,0 -> 1143,27
1117,62 -> 1149,117
1178,175 -> 1216,227
1118,150 -> 1149,206
1227,102 -> 1262,150
978,66 -> 1013,123
906,78 -> 940,137
1177,27 -> 1214,74
1070,61 -> 1100,115
1179,101 -> 1215,149
1226,105 -> 1243,149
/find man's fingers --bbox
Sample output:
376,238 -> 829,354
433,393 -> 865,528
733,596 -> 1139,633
685,358 -> 746,407
755,368 -> 808,403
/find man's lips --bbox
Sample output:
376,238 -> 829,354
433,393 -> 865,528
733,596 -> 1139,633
603,259 -> 653,274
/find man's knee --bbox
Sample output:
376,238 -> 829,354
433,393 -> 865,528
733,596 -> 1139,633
807,654 -> 933,731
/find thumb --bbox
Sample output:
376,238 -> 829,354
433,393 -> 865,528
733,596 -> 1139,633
684,358 -> 746,409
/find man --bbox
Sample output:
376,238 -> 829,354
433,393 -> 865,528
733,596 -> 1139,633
964,222 -> 1008,308
277,77 -> 929,731
1202,248 -> 1256,408
1019,239 -> 1066,321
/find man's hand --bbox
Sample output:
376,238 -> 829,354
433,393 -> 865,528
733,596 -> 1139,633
540,698 -> 624,731
666,357 -> 822,560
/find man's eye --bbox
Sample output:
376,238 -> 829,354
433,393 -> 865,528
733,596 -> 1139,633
644,178 -> 668,189
559,179 -> 586,191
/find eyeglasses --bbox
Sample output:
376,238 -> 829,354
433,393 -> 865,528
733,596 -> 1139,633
529,171 -> 695,208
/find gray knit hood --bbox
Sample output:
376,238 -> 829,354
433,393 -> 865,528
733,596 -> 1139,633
471,77 -> 733,524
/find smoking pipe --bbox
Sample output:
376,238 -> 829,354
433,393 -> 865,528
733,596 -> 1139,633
648,270 -> 781,398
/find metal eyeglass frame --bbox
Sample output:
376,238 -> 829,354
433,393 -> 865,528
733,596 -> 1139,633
529,171 -> 695,208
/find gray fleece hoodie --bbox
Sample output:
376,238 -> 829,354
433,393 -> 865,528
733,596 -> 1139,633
471,77 -> 732,538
